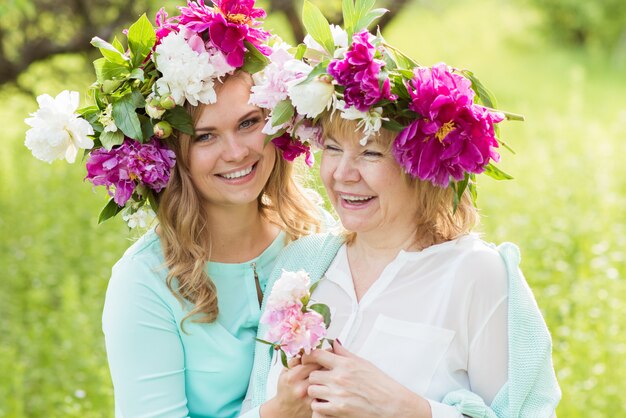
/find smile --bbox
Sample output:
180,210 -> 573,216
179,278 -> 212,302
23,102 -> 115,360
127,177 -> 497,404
217,163 -> 256,180
339,193 -> 375,204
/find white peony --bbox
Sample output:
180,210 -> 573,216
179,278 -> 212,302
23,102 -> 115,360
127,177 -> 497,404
24,90 -> 94,163
154,31 -> 217,106
250,43 -> 310,110
122,206 -> 156,229
266,270 -> 311,309
288,77 -> 335,118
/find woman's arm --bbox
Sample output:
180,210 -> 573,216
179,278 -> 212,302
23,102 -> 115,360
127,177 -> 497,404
103,258 -> 190,417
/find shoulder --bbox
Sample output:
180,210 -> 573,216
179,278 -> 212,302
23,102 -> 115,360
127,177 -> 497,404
107,229 -> 169,300
281,232 -> 344,259
449,234 -> 509,300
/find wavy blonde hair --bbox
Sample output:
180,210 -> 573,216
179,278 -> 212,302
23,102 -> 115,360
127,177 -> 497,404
157,72 -> 321,326
322,116 -> 477,249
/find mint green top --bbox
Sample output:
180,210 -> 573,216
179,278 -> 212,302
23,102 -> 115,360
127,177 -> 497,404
102,228 -> 287,418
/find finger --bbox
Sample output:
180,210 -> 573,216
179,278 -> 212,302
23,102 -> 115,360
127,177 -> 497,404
289,363 -> 324,382
302,347 -> 332,366
306,348 -> 341,369
308,369 -> 332,385
332,339 -> 354,358
287,355 -> 302,368
311,398 -> 337,415
308,383 -> 333,401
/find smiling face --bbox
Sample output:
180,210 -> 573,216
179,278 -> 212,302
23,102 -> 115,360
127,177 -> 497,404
320,125 -> 420,239
188,74 -> 276,210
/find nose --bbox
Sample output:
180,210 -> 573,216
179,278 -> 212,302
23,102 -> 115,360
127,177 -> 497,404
222,134 -> 249,162
333,153 -> 360,183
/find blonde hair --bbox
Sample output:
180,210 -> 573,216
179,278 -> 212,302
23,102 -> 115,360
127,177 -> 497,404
321,115 -> 477,249
157,72 -> 321,326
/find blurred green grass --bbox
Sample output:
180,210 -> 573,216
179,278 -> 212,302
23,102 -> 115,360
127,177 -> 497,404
2,0 -> 625,416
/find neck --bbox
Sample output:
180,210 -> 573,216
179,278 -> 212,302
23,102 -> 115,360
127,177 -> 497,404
204,201 -> 279,263
349,227 -> 419,266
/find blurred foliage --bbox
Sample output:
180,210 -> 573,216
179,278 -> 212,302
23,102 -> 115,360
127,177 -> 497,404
2,0 -> 626,416
523,0 -> 626,54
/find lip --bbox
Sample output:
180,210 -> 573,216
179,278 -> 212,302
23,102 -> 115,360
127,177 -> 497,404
215,161 -> 258,185
336,191 -> 377,210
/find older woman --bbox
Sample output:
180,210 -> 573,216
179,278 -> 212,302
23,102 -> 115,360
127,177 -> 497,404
242,115 -> 560,418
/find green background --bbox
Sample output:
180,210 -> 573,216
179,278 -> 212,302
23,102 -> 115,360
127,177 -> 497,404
1,0 -> 625,416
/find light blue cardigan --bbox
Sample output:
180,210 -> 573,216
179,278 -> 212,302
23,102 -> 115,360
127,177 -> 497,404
242,233 -> 561,417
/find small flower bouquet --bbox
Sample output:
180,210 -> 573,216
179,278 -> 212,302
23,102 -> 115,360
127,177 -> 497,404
258,270 -> 331,367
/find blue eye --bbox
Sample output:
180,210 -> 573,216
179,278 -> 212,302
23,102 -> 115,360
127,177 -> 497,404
240,118 -> 260,129
195,133 -> 214,142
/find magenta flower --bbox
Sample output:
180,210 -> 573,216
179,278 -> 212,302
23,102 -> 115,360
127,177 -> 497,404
327,30 -> 395,111
85,138 -> 176,206
155,8 -> 180,44
393,63 -> 504,187
271,133 -> 314,167
177,0 -> 270,68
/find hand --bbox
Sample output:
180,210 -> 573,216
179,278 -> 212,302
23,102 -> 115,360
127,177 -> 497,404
260,356 -> 321,418
302,341 -> 432,418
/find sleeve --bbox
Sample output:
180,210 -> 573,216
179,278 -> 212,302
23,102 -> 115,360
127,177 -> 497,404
102,257 -> 190,418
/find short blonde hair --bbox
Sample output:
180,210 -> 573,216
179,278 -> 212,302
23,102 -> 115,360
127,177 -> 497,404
321,115 -> 478,248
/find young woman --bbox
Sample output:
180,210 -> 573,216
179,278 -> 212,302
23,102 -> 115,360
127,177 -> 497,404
103,70 -> 323,417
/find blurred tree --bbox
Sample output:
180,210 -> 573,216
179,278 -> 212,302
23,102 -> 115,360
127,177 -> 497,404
525,0 -> 626,53
0,0 -> 412,89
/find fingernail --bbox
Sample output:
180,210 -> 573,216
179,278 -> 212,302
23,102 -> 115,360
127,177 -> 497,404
335,338 -> 342,346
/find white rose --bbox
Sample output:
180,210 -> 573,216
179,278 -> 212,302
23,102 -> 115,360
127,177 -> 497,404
24,90 -> 94,163
288,77 -> 335,118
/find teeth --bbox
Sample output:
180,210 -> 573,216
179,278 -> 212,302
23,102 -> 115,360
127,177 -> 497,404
340,194 -> 373,202
221,165 -> 253,179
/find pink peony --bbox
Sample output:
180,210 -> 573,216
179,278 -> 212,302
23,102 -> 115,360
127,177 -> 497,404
155,8 -> 180,44
177,0 -> 270,68
327,30 -> 395,112
262,304 -> 327,357
393,63 -> 504,187
85,138 -> 176,206
271,133 -> 314,167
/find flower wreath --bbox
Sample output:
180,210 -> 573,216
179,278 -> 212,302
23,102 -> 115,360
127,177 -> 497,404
251,0 -> 523,209
24,0 -> 283,226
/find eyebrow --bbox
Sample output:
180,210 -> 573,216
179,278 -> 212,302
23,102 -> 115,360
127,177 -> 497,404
195,109 -> 263,133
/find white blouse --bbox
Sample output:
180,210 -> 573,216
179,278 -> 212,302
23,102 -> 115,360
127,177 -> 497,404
265,234 -> 510,417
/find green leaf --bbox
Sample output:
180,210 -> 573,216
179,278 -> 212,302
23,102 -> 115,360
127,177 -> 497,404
309,279 -> 322,295
93,58 -> 130,84
242,41 -> 270,74
112,94 -> 143,141
130,89 -> 146,108
294,43 -> 307,60
99,130 -> 125,150
112,37 -> 125,53
139,115 -> 154,142
91,36 -> 129,65
280,350 -> 289,368
302,1 -> 335,55
163,105 -> 194,135
271,100 -> 295,127
127,14 -> 156,67
309,303 -> 332,328
343,0 -> 356,38
295,60 -> 330,87
484,163 -> 514,181
381,119 -> 405,132
98,198 -> 124,224
351,0 -> 376,34
130,68 -> 145,82
356,7 -> 387,32
468,175 -> 478,207
456,173 -> 470,204
462,69 -> 498,109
